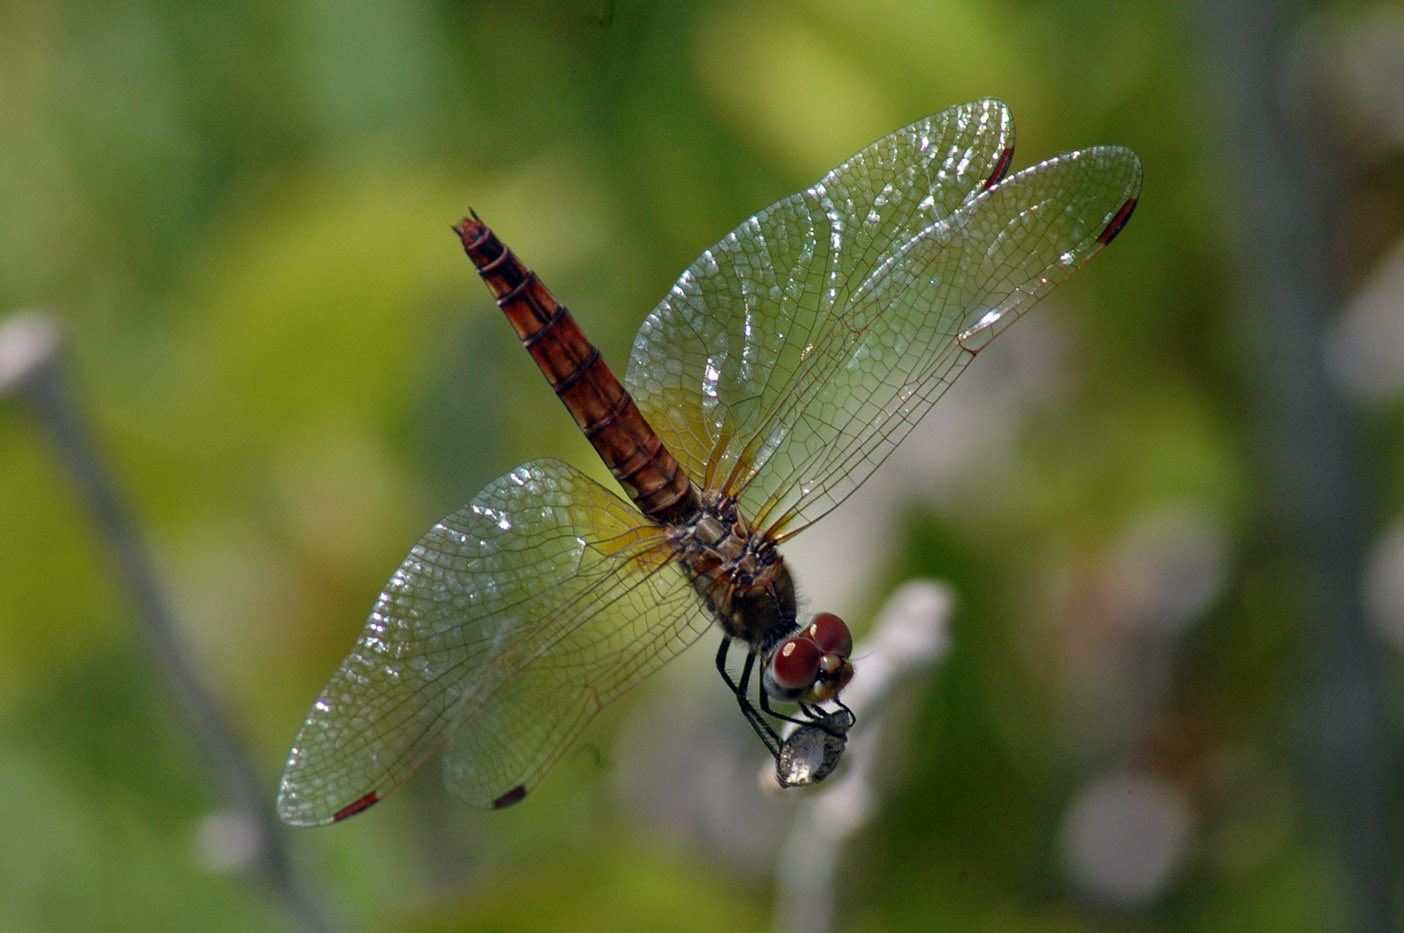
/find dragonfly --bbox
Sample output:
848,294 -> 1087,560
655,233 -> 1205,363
277,99 -> 1141,826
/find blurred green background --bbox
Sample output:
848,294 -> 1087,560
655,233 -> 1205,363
3,0 -> 1402,929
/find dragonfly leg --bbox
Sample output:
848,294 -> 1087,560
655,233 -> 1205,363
798,699 -> 857,736
715,638 -> 782,759
759,685 -> 823,729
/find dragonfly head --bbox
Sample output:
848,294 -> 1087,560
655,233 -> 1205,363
762,612 -> 854,705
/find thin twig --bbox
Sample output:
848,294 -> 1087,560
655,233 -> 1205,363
0,310 -> 336,933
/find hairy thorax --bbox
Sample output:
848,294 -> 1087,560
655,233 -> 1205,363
668,490 -> 798,652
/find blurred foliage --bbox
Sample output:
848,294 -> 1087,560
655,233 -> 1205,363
2,0 -> 1402,930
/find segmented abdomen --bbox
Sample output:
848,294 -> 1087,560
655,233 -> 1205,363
454,216 -> 700,526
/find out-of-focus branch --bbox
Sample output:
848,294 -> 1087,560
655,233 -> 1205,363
0,310 -> 334,933
769,580 -> 952,933
1192,4 -> 1399,928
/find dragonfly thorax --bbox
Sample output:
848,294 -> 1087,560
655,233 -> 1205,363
670,490 -> 798,652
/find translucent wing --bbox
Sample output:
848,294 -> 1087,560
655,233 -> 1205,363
627,100 -> 1141,538
625,100 -> 1013,519
277,459 -> 710,825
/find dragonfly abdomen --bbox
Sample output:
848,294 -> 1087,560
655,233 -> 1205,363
455,216 -> 701,525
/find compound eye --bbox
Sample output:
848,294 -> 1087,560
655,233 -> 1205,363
762,637 -> 823,701
807,612 -> 852,659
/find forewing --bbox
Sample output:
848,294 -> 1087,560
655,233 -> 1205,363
627,99 -> 1014,497
746,145 -> 1143,536
629,109 -> 1140,537
277,459 -> 708,825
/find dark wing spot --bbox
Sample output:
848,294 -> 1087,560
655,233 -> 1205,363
983,147 -> 1015,190
493,785 -> 528,809
1097,198 -> 1138,245
332,792 -> 379,822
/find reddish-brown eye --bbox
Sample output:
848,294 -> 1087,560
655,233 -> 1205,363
807,612 -> 852,659
763,637 -> 823,701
